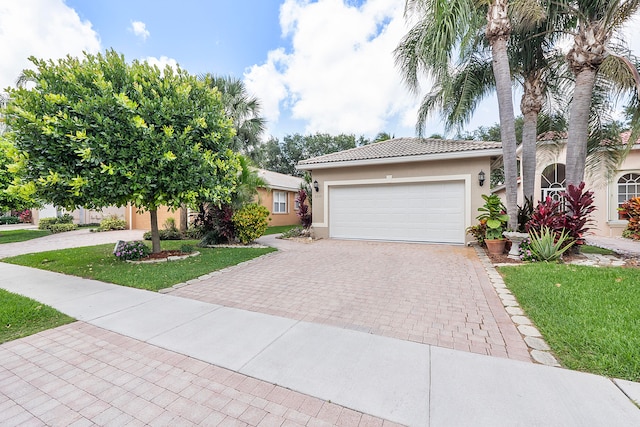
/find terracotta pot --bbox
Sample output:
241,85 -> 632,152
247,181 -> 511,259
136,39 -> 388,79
485,238 -> 507,255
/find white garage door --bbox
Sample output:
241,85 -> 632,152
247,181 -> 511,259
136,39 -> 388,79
329,181 -> 465,243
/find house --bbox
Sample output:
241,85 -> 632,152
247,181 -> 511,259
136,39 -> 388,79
32,169 -> 304,229
493,131 -> 640,238
297,137 -> 502,244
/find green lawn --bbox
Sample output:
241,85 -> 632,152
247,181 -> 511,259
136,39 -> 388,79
500,263 -> 640,381
264,225 -> 299,235
3,240 -> 276,291
0,289 -> 74,344
0,229 -> 51,244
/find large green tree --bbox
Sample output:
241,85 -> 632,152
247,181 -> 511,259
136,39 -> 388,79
4,50 -> 239,252
561,0 -> 640,186
395,0 -> 520,230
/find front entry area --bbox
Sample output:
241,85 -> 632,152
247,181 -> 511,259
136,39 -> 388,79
328,181 -> 466,244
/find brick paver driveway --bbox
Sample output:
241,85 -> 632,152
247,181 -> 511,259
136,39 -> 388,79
170,236 -> 531,362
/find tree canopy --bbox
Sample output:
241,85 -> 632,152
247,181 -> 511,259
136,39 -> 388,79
3,50 -> 240,252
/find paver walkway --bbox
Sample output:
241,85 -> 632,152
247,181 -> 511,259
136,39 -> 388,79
586,235 -> 640,258
169,236 -> 531,362
1,322 -> 392,427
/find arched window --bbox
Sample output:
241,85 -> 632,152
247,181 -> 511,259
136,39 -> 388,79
617,173 -> 640,219
541,163 -> 566,203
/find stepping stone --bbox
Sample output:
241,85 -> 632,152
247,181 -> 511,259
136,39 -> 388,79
531,350 -> 560,367
518,325 -> 541,337
511,315 -> 531,325
524,336 -> 550,351
505,307 -> 524,316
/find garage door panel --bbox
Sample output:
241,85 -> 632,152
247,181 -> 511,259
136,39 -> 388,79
329,182 -> 465,243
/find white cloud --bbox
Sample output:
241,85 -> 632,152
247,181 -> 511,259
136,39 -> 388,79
144,56 -> 179,71
244,0 -> 422,138
0,0 -> 101,93
130,20 -> 150,41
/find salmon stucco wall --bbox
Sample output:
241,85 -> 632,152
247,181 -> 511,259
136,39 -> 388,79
308,156 -> 492,243
256,188 -> 302,227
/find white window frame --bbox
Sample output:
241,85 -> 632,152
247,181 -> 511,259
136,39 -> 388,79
273,191 -> 287,214
616,172 -> 640,219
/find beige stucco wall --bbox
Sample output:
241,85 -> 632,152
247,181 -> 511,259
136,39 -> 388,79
255,188 -> 302,227
496,145 -> 640,237
308,156 -> 492,244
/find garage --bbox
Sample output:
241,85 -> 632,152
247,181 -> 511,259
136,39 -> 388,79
329,181 -> 466,243
296,137 -> 502,244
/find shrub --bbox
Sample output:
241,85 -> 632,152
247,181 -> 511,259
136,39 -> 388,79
528,227 -> 574,262
466,223 -> 487,246
58,213 -> 74,224
232,203 -> 270,244
280,226 -> 304,239
38,217 -> 59,230
98,215 -> 126,231
114,240 -> 151,261
518,236 -> 536,262
296,189 -> 312,229
48,223 -> 78,233
619,197 -> 640,240
0,216 -> 20,225
561,182 -> 595,246
180,244 -> 195,253
526,197 -> 564,233
18,209 -> 32,223
198,230 -> 225,246
192,203 -> 235,243
164,217 -> 178,232
516,196 -> 534,233
183,225 -> 205,240
143,229 -> 183,240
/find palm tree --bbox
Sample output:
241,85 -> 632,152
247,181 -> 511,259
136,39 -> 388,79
561,0 -> 640,186
395,0 -> 519,230
201,74 -> 266,160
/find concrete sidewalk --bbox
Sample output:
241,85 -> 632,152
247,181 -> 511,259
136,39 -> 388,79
1,263 -> 639,426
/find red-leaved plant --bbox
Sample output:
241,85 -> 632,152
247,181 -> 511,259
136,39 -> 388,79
619,197 -> 640,240
526,197 -> 564,232
561,182 -> 595,245
296,189 -> 312,229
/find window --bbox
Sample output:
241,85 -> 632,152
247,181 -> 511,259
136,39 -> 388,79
540,163 -> 566,205
273,191 -> 287,213
617,173 -> 640,219
294,198 -> 300,210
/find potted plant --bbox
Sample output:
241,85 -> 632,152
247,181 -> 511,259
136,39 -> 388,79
476,194 -> 509,255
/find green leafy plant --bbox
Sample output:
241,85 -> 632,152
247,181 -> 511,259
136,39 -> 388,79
516,196 -> 534,233
0,216 -> 20,225
48,223 -> 78,233
466,223 -> 487,246
164,217 -> 178,232
114,240 -> 151,261
476,194 -> 509,240
179,244 -> 194,254
279,226 -> 305,238
58,213 -> 74,224
98,215 -> 126,231
143,229 -> 183,241
619,196 -> 640,240
232,203 -> 270,244
528,227 -> 574,262
37,217 -> 58,230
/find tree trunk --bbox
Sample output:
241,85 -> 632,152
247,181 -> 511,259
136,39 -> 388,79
565,68 -> 598,187
520,73 -> 543,203
490,36 -> 518,231
179,204 -> 188,232
149,209 -> 161,254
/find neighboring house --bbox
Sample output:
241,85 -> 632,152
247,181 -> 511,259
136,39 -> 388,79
255,169 -> 304,227
297,138 -> 502,244
33,169 -> 304,229
494,131 -> 640,238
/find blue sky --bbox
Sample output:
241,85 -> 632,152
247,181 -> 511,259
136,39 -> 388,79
2,1 -> 638,141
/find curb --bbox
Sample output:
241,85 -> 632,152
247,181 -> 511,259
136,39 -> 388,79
473,245 -> 561,367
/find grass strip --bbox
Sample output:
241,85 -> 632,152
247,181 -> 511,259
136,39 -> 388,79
0,229 -> 51,244
0,289 -> 74,344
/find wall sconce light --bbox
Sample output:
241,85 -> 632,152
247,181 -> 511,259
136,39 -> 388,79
313,180 -> 319,192
478,170 -> 486,187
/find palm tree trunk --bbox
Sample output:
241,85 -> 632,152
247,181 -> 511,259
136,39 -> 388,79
566,68 -> 598,187
149,209 -> 161,254
490,36 -> 519,231
521,111 -> 538,202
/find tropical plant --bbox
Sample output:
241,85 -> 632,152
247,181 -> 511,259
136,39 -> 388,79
202,74 -> 266,162
395,0 -> 521,230
560,0 -> 640,186
528,226 -> 574,262
98,215 -> 126,231
4,50 -> 240,253
618,196 -> 640,240
526,196 -> 564,233
516,196 -> 534,233
232,203 -> 270,244
296,189 -> 312,229
561,182 -> 596,245
476,194 -> 509,240
466,222 -> 487,246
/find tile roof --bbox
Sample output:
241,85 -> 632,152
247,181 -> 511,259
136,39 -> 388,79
256,169 -> 303,191
297,137 -> 502,166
